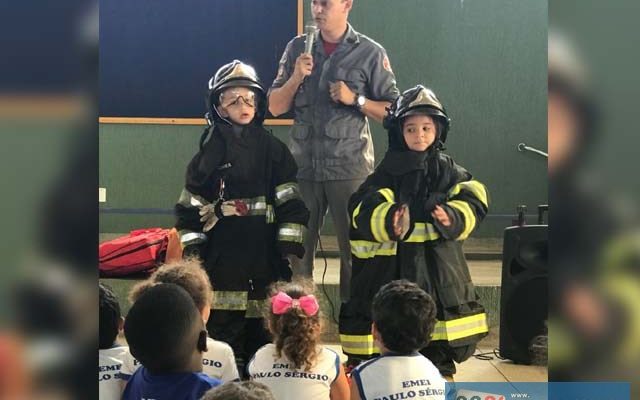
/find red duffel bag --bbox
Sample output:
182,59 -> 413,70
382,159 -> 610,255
99,228 -> 170,277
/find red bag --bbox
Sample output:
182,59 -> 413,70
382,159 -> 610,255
99,228 -> 170,277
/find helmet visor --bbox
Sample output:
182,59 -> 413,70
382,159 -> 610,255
219,88 -> 257,108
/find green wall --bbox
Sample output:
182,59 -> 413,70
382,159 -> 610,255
100,0 -> 547,237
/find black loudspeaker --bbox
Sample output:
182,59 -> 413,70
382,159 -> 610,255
499,208 -> 548,364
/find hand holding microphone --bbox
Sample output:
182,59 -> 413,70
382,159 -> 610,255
292,25 -> 316,83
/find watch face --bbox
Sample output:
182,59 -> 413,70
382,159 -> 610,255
357,95 -> 366,106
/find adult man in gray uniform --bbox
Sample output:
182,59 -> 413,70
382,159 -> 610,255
269,0 -> 399,301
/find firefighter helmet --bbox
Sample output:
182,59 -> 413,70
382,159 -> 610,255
384,85 -> 451,150
206,60 -> 266,124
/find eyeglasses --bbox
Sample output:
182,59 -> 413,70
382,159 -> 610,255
219,89 -> 257,108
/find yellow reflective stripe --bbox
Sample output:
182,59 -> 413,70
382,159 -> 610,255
246,299 -> 267,318
377,188 -> 395,203
212,291 -> 248,311
430,314 -> 489,342
352,202 -> 363,229
547,320 -> 577,365
274,182 -> 301,207
448,180 -> 489,208
350,240 -> 397,259
404,222 -> 440,243
224,196 -> 275,223
371,202 -> 393,242
448,200 -> 477,240
601,276 -> 640,363
243,196 -> 268,215
340,334 -> 380,356
277,223 -> 306,244
266,205 -> 275,223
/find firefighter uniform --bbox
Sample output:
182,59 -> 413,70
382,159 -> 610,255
338,86 -> 489,376
270,24 -> 400,300
174,61 -> 309,374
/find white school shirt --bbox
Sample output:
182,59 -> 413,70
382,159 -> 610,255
247,343 -> 340,400
351,352 -> 446,400
120,337 -> 239,382
99,345 -> 130,400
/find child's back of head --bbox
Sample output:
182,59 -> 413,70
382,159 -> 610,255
200,381 -> 275,400
129,259 -> 212,316
372,280 -> 437,354
99,282 -> 121,349
264,280 -> 321,371
124,283 -> 207,374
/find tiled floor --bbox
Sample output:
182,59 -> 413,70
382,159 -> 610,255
455,345 -> 547,383
325,340 -> 547,383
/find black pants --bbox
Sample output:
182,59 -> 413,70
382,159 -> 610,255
207,310 -> 271,379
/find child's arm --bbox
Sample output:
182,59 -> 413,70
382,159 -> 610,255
348,368 -> 364,400
349,173 -> 408,243
330,364 -> 351,400
422,155 -> 489,240
349,381 -> 362,400
272,141 -> 309,258
435,178 -> 489,240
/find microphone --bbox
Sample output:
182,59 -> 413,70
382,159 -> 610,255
304,24 -> 316,54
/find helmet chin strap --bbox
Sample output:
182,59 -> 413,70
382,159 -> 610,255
211,103 -> 233,126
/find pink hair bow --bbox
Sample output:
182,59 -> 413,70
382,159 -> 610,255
271,292 -> 319,316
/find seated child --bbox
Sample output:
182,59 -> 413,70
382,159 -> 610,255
339,85 -> 489,378
99,282 -> 130,400
121,260 -> 239,382
351,280 -> 446,400
247,281 -> 349,400
200,381 -> 276,400
122,283 -> 221,400
174,60 -> 309,377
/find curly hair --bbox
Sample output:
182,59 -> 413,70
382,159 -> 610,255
263,280 -> 322,371
372,280 -> 437,353
129,258 -> 212,310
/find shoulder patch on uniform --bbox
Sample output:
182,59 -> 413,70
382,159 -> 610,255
382,55 -> 393,72
277,64 -> 285,80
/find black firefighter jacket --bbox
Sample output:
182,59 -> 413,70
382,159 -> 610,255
175,122 -> 309,316
339,150 -> 490,358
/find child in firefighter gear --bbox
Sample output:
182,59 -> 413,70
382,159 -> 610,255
174,60 -> 310,377
338,85 -> 490,378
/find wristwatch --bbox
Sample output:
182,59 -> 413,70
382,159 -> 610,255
354,93 -> 366,110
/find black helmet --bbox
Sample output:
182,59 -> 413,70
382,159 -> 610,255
206,60 -> 266,125
384,85 -> 451,151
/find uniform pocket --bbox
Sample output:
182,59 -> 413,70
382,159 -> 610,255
324,113 -> 365,139
324,119 -> 355,139
290,125 -> 311,140
333,66 -> 367,95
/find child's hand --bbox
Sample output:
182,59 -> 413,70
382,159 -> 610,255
392,204 -> 410,239
431,205 -> 451,227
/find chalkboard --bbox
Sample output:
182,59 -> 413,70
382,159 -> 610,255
99,0 -> 299,119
